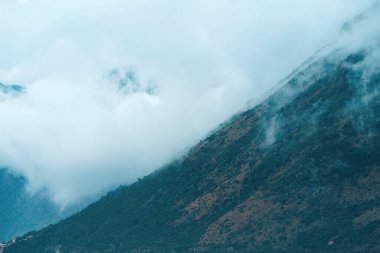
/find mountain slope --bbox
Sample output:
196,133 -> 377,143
4,48 -> 380,253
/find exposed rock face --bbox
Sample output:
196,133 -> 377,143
4,48 -> 380,253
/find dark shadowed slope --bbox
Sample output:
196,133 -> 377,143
4,47 -> 380,253
0,169 -> 76,242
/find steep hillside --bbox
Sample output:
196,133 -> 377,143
4,48 -> 380,253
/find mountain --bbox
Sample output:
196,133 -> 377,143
3,47 -> 380,253
0,83 -> 24,100
108,69 -> 157,95
0,169 -> 83,243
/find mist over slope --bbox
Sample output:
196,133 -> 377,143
0,0 -> 375,206
4,35 -> 380,253
1,2 -> 379,252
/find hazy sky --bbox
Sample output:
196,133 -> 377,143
0,0 -> 376,206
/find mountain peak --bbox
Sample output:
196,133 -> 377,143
0,83 -> 25,100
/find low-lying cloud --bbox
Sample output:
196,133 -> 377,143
0,0 -> 376,206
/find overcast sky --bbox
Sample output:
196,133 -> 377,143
0,0 -> 376,206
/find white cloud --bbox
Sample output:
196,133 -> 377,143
0,0 -> 376,205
